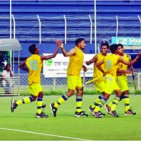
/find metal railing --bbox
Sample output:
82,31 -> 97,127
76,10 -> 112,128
18,73 -> 140,94
0,73 -> 139,95
1,15 -> 141,54
0,77 -> 20,96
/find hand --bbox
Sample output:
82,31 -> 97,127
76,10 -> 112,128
83,66 -> 87,72
137,52 -> 141,57
56,40 -> 63,48
60,43 -> 64,49
86,61 -> 90,65
103,72 -> 106,76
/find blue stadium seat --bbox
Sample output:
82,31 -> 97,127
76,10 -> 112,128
0,0 -> 141,72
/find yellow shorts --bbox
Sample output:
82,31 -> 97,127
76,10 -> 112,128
67,75 -> 82,90
117,75 -> 128,92
94,80 -> 106,92
104,74 -> 120,94
28,83 -> 43,96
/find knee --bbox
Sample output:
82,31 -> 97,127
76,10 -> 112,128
77,88 -> 83,96
31,95 -> 37,101
67,90 -> 75,97
102,94 -> 109,101
38,92 -> 43,98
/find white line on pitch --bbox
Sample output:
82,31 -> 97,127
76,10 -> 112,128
0,127 -> 92,141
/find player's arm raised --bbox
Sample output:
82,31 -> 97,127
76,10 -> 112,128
86,55 -> 97,65
59,42 -> 76,57
118,52 -> 141,66
41,40 -> 61,61
19,61 -> 28,72
117,55 -> 135,75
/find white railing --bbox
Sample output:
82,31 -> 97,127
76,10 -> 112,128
94,0 -> 97,54
0,77 -> 20,96
37,15 -> 42,44
18,73 -> 140,93
89,15 -> 93,44
63,15 -> 67,44
10,0 -> 12,39
12,15 -> 16,39
116,15 -> 119,38
1,14 -> 141,49
138,15 -> 141,38
8,15 -> 93,44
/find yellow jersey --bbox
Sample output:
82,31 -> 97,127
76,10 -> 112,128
104,54 -> 120,78
118,54 -> 131,75
26,54 -> 42,85
94,53 -> 106,80
67,46 -> 84,76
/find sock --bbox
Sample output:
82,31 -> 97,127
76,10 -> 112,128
76,95 -> 83,112
94,96 -> 107,112
16,96 -> 34,105
54,94 -> 68,108
110,96 -> 120,111
94,101 -> 102,112
120,92 -> 127,101
37,97 -> 43,114
91,97 -> 101,109
124,95 -> 130,112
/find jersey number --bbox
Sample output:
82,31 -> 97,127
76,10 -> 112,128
30,60 -> 38,70
106,60 -> 111,70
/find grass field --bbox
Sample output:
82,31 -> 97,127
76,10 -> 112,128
0,95 -> 141,140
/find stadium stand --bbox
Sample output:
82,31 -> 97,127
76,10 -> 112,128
0,0 -> 141,72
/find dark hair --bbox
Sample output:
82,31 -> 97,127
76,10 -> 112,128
117,43 -> 124,48
101,43 -> 109,49
4,64 -> 10,70
75,38 -> 85,46
28,44 -> 36,54
110,44 -> 118,53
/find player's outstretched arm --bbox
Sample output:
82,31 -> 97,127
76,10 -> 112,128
117,69 -> 133,75
119,52 -> 141,66
41,46 -> 60,61
86,55 -> 97,65
41,40 -> 62,61
19,61 -> 28,72
59,42 -> 76,57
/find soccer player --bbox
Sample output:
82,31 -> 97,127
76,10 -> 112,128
11,42 -> 61,118
50,38 -> 88,117
106,44 -> 136,115
86,43 -> 109,116
92,44 -> 141,118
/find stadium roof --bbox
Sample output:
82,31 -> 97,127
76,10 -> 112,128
0,39 -> 22,51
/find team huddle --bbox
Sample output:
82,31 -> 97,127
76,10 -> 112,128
10,38 -> 141,118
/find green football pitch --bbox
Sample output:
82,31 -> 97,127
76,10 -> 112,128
0,95 -> 141,140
